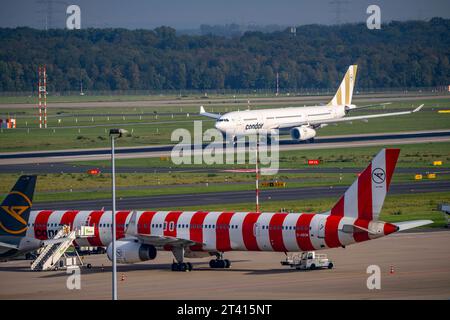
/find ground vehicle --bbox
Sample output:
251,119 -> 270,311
281,251 -> 333,270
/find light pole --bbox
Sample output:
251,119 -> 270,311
109,128 -> 126,300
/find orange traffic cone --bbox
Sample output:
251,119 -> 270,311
389,265 -> 394,274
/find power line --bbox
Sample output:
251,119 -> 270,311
329,0 -> 350,25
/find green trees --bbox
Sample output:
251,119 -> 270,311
0,18 -> 448,92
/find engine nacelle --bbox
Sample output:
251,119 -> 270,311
106,240 -> 157,264
290,126 -> 316,141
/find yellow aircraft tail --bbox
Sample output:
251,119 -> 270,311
327,65 -> 358,106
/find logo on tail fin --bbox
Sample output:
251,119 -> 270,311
0,191 -> 31,235
372,168 -> 385,184
0,175 -> 36,237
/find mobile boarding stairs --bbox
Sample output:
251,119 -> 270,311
30,225 -> 94,271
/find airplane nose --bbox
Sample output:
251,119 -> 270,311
215,121 -> 224,131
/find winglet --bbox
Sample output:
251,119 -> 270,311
199,105 -> 221,119
413,104 -> 424,113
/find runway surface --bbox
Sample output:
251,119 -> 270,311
1,92 -> 446,109
0,230 -> 448,299
32,180 -> 450,210
1,129 -> 450,165
1,161 -> 449,175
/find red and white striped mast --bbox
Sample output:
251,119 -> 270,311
38,65 -> 47,128
255,139 -> 260,212
38,66 -> 42,128
43,65 -> 47,128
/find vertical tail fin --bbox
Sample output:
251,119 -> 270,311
327,65 -> 358,106
0,175 -> 36,237
329,149 -> 400,221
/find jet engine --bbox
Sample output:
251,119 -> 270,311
106,240 -> 157,264
290,126 -> 316,141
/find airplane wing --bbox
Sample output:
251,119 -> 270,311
308,104 -> 423,126
347,102 -> 392,111
137,234 -> 202,248
0,241 -> 18,249
124,211 -> 203,248
199,106 -> 221,119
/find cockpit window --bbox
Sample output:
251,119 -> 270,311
216,118 -> 229,122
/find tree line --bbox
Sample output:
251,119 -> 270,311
0,18 -> 449,93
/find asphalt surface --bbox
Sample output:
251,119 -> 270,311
31,180 -> 450,210
1,230 -> 448,299
1,162 -> 449,175
1,129 -> 450,165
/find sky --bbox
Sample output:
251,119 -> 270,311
1,0 -> 449,30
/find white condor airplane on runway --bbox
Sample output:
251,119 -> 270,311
200,65 -> 423,142
0,149 -> 432,271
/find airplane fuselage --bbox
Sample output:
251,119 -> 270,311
214,105 -> 347,137
24,210 -> 396,253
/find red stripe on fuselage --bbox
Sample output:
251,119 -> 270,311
60,210 -> 80,246
87,211 -> 104,246
163,211 -> 183,250
358,164 -> 373,220
242,212 -> 261,251
324,215 -> 343,248
34,210 -> 53,240
116,211 -> 130,240
137,211 -> 157,234
269,213 -> 288,252
60,210 -> 78,228
353,219 -> 370,242
190,211 -> 208,251
164,211 -> 183,237
295,214 -> 315,251
216,212 -> 234,251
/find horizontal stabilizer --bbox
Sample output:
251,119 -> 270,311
393,220 -> 433,231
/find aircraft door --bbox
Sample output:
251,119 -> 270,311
253,223 -> 260,237
317,218 -> 326,239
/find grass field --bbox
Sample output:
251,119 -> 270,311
0,97 -> 449,152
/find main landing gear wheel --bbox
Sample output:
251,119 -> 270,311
209,259 -> 231,269
170,247 -> 192,272
171,262 -> 192,272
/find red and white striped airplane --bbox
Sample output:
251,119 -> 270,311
0,149 -> 432,271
